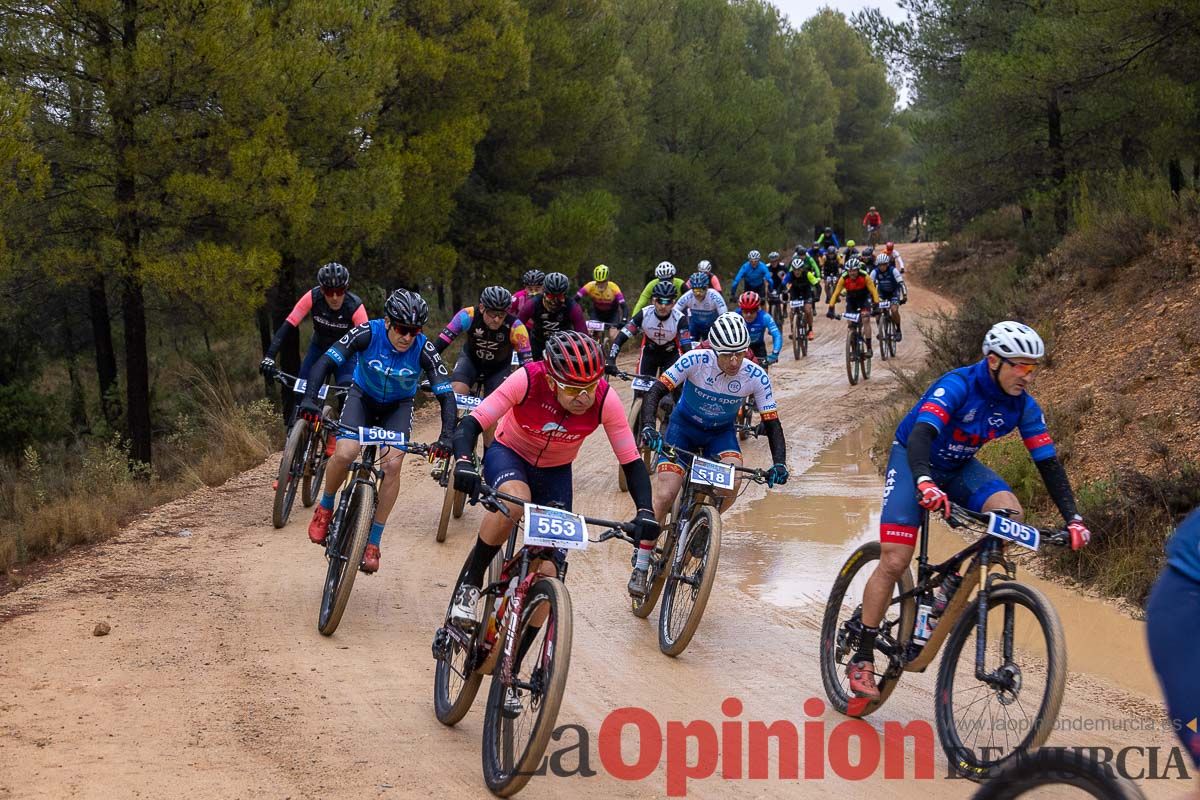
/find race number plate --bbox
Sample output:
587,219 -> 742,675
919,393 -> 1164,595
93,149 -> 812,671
878,300 -> 891,309
631,376 -> 655,392
843,312 -> 861,323
523,504 -> 589,550
511,352 -> 519,367
454,393 -> 482,413
986,513 -> 1041,552
789,300 -> 804,309
292,379 -> 330,400
689,457 -> 735,492
358,427 -> 407,446
586,320 -> 606,332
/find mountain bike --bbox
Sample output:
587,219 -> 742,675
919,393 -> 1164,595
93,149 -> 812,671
585,319 -> 620,348
837,310 -> 872,385
789,299 -> 810,359
820,502 -> 1071,778
270,372 -> 348,529
631,436 -> 774,656
431,483 -> 638,796
314,417 -> 431,636
970,747 -> 1147,799
876,299 -> 898,361
866,224 -> 882,246
614,370 -> 674,493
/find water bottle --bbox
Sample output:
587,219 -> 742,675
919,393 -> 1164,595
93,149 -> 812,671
932,573 -> 963,618
913,600 -> 934,645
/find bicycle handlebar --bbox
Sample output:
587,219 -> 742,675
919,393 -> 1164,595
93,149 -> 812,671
273,371 -> 350,397
650,440 -> 773,484
473,483 -> 640,543
944,502 -> 1071,548
318,416 -> 434,456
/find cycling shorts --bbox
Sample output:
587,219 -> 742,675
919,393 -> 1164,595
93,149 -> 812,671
845,291 -> 873,314
656,413 -> 741,476
879,441 -> 1010,546
637,345 -> 678,383
789,283 -> 817,304
590,306 -> 622,326
337,386 -> 413,441
483,441 -> 574,511
1146,565 -> 1200,768
750,341 -> 769,363
450,352 -> 509,398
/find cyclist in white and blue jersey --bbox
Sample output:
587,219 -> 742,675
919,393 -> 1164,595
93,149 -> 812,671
629,312 -> 788,596
298,289 -> 457,573
674,272 -> 728,343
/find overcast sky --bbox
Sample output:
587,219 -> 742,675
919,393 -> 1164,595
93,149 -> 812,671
768,0 -> 904,28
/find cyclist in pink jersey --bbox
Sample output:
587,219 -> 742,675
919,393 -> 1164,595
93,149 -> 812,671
444,331 -> 659,628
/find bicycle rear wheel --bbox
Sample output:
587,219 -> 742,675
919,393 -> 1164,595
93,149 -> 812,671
659,505 -> 721,656
434,552 -> 501,725
936,581 -> 1067,778
791,312 -> 801,360
969,747 -> 1146,799
819,541 -> 915,717
317,482 -> 374,636
273,421 -> 309,528
878,317 -> 891,362
860,332 -> 873,379
481,577 -> 573,796
845,331 -> 860,385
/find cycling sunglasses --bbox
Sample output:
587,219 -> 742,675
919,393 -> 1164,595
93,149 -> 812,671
321,287 -> 346,298
544,293 -> 566,302
1000,356 -> 1039,376
550,377 -> 599,398
390,322 -> 422,337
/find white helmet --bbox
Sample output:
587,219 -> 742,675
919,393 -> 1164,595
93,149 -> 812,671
697,259 -> 712,273
748,250 -> 761,260
708,312 -> 751,353
655,261 -> 676,279
982,321 -> 1045,360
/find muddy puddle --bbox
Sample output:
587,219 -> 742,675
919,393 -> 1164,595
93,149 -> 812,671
723,424 -> 1163,701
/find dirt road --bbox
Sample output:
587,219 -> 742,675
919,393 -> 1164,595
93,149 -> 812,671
1,244 -> 1185,799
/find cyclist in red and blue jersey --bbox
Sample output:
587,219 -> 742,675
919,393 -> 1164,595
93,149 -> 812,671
259,262 -> 368,417
736,292 -> 781,368
1146,508 -> 1200,774
846,321 -> 1092,699
298,289 -> 458,573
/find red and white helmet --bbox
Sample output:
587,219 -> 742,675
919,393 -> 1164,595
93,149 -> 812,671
544,331 -> 606,384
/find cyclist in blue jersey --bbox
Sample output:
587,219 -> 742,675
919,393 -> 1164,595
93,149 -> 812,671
736,291 -> 781,367
846,321 -> 1092,699
674,272 -> 728,343
731,250 -> 770,297
630,313 -> 788,596
816,227 -> 841,250
1146,508 -> 1200,773
298,289 -> 458,573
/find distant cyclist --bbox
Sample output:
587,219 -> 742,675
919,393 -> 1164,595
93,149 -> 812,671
632,313 -> 788,596
845,322 -> 1091,699
731,250 -> 770,297
518,272 -> 587,359
674,272 -> 728,343
825,256 -> 880,354
736,292 -> 781,368
786,255 -> 820,339
298,289 -> 458,573
870,255 -> 906,342
862,206 -> 883,244
816,227 -> 841,250
606,280 -> 688,381
435,286 -> 532,398
631,261 -> 685,315
509,269 -> 545,315
697,259 -> 723,295
576,264 -> 627,342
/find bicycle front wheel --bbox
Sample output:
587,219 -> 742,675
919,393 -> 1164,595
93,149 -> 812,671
434,552 -> 501,725
273,421 -> 309,528
792,312 -> 801,359
970,746 -> 1146,799
659,504 -> 721,656
436,462 -> 455,543
481,577 -> 573,796
845,331 -> 860,385
631,521 -> 677,619
317,483 -> 374,636
936,581 -> 1067,778
860,333 -> 873,379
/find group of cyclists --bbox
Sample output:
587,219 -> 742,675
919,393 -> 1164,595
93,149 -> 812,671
252,236 -> 1200,792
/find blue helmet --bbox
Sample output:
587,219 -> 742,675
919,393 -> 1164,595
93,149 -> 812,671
688,272 -> 709,289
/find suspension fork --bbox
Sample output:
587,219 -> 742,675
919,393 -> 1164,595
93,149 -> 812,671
973,543 -> 995,681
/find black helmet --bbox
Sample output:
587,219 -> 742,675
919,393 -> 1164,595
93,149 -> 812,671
543,272 -> 570,295
317,262 -> 350,289
650,279 -> 678,301
479,285 -> 512,312
521,269 -> 545,288
384,288 -> 429,327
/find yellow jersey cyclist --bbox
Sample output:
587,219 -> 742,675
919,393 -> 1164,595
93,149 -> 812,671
434,286 -> 533,399
631,312 -> 788,597
576,264 -> 627,342
631,261 -> 685,315
298,289 -> 458,573
825,256 -> 881,355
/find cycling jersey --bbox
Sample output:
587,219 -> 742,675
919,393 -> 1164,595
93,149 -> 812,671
576,280 -> 626,314
324,319 -> 453,405
732,261 -> 770,294
631,277 -> 685,315
1165,507 -> 1200,584
435,306 -> 532,369
816,231 -> 841,249
822,254 -> 841,278
742,310 -> 782,359
518,295 -> 588,357
674,288 -> 727,339
267,287 -> 369,358
828,272 -> 881,306
863,211 -> 882,228
894,358 -> 1055,472
470,361 -> 638,468
611,307 -> 687,358
767,266 -> 790,295
658,348 -> 778,432
870,265 -> 903,298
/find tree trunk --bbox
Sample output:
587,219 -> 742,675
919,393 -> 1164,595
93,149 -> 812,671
121,276 -> 152,465
1046,93 -> 1068,234
61,305 -> 89,434
88,272 -> 121,428
256,304 -> 273,395
272,257 -> 300,420
1169,159 -> 1183,195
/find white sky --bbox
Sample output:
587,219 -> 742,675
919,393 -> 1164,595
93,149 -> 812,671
768,0 -> 905,28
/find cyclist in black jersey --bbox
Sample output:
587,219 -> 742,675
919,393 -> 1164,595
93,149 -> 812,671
434,286 -> 534,398
605,280 -> 689,382
518,272 -> 588,358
